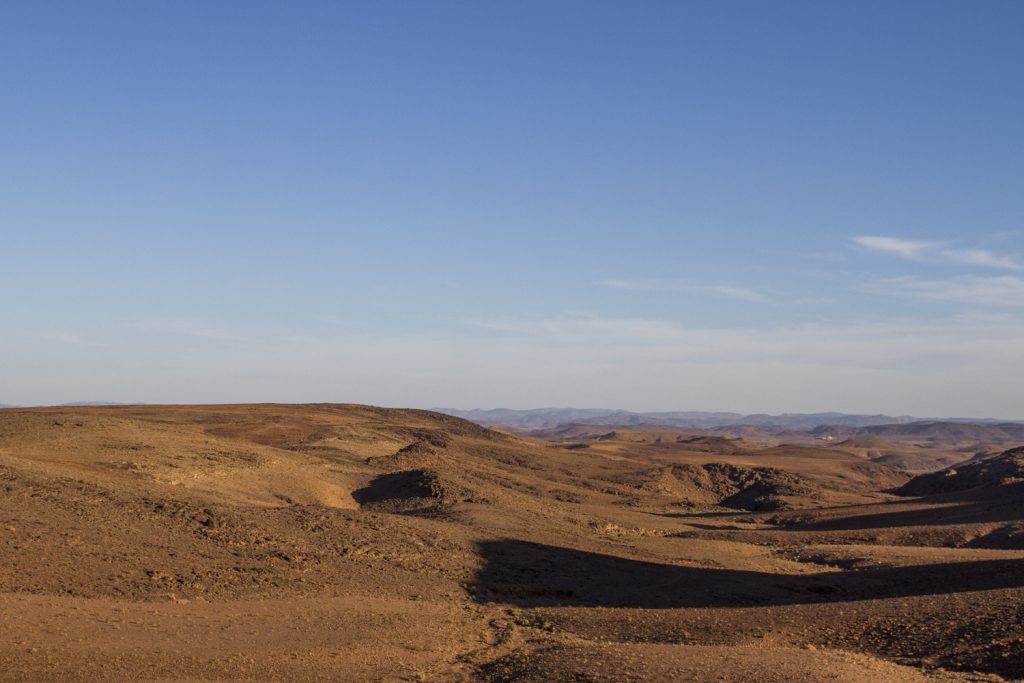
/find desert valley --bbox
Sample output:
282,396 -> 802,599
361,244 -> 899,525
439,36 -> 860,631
2,403 -> 1023,681
6,2 -> 1023,681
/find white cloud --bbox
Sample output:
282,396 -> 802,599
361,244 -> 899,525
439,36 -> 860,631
711,285 -> 766,302
854,235 -> 1024,271
599,278 -> 767,302
463,313 -> 1024,365
404,313 -> 1024,415
867,275 -> 1024,307
853,235 -> 937,259
9,312 -> 1024,417
793,297 -> 837,306
941,249 -> 1024,272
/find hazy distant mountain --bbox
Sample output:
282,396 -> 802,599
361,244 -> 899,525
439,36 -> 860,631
435,408 -> 924,431
438,408 -> 643,430
437,408 -> 1020,431
855,421 -> 1024,441
0,402 -> 141,408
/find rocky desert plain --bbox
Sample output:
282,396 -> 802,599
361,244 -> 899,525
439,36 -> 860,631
2,403 -> 1024,682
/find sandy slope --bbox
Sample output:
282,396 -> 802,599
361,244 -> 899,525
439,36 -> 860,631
1,404 -> 1021,681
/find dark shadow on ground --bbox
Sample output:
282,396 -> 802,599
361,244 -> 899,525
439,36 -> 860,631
649,510 -> 753,520
777,486 -> 1024,532
351,470 -> 436,505
351,470 -> 451,515
471,539 -> 1024,608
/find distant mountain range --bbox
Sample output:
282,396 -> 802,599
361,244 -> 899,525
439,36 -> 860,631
0,402 -> 139,408
825,421 -> 1024,442
437,408 -> 1022,431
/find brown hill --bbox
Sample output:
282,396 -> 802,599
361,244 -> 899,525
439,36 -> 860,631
896,446 -> 1024,496
835,435 -> 904,450
1,404 -> 1022,681
611,462 -> 822,511
831,436 -> 972,473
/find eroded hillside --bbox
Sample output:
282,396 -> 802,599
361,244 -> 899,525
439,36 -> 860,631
1,404 -> 1022,681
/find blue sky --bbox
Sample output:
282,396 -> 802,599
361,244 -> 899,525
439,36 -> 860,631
2,1 -> 1023,417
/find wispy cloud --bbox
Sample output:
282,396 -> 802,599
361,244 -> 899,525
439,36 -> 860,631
11,313 -> 1024,417
599,278 -> 767,302
460,313 -> 1024,378
853,235 -> 1024,271
865,275 -> 1024,307
941,249 -> 1024,272
711,285 -> 766,302
853,235 -> 937,259
793,297 -> 837,306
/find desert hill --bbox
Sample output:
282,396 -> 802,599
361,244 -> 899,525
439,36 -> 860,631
815,422 -> 1024,473
826,436 -> 970,474
896,446 -> 1024,496
835,436 -> 904,450
531,420 -> 1024,475
1,404 -> 1023,681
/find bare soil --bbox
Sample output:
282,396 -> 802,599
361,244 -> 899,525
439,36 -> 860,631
1,404 -> 1021,681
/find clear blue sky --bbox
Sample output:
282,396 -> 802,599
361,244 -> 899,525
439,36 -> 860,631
2,1 -> 1023,417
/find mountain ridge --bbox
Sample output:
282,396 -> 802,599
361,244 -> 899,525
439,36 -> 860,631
437,407 -> 1022,431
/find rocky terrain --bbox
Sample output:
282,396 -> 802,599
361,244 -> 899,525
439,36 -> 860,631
1,404 -> 1023,681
